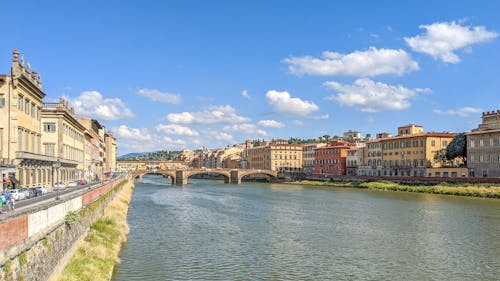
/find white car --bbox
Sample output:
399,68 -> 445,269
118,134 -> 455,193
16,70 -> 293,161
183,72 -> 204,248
67,181 -> 78,187
54,182 -> 65,190
10,189 -> 26,200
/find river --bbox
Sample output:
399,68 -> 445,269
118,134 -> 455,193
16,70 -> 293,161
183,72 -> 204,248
112,175 -> 500,280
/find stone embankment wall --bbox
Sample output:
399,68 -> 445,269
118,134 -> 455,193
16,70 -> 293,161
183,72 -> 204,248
0,175 -> 131,281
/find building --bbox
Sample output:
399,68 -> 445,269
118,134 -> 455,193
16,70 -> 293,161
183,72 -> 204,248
78,117 -> 105,181
247,139 -> 303,171
41,98 -> 85,185
104,131 -> 117,175
0,50 -> 58,188
343,130 -> 362,141
358,138 -> 383,176
379,124 -> 456,177
302,143 -> 326,176
314,141 -> 355,176
116,160 -> 185,172
346,144 -> 365,176
467,110 -> 500,178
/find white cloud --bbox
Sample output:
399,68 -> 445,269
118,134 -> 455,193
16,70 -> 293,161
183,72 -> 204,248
241,89 -> 251,99
433,107 -> 483,117
284,47 -> 419,77
290,120 -> 304,126
324,78 -> 429,112
156,124 -> 199,136
258,120 -> 285,128
308,114 -> 329,120
137,88 -> 181,104
163,137 -> 187,146
70,91 -> 134,120
224,124 -> 268,136
167,105 -> 250,124
206,131 -> 234,142
112,125 -> 152,141
405,21 -> 498,63
266,90 -> 319,116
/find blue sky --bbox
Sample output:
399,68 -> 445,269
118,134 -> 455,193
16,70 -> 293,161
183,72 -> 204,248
1,1 -> 499,155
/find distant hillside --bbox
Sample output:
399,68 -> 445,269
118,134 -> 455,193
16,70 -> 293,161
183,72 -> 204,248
117,152 -> 150,160
118,150 -> 182,161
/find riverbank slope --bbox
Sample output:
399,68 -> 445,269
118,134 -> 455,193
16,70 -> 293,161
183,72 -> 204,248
295,180 -> 500,198
54,180 -> 134,281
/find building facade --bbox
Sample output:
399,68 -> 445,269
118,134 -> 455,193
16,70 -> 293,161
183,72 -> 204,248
0,50 -> 58,188
314,141 -> 354,176
104,131 -> 117,175
467,110 -> 500,178
247,139 -> 303,172
346,145 -> 365,176
302,143 -> 326,176
380,125 -> 455,177
41,98 -> 85,185
78,117 -> 105,181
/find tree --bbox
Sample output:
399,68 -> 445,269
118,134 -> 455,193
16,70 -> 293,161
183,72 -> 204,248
445,133 -> 467,164
433,148 -> 450,167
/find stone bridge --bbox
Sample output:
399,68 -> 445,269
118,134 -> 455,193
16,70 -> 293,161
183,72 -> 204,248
132,168 -> 278,185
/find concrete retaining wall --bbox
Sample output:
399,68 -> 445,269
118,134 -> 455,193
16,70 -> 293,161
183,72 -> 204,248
0,176 -> 129,281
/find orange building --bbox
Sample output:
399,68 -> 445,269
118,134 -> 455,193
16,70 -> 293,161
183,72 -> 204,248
314,141 -> 355,176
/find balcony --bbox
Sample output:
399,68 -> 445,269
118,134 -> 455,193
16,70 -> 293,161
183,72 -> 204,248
16,151 -> 57,162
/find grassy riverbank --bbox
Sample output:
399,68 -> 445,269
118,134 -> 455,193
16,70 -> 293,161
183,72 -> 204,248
56,180 -> 134,281
296,180 -> 500,198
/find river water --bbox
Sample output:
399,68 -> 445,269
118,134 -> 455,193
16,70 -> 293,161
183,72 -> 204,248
112,175 -> 500,280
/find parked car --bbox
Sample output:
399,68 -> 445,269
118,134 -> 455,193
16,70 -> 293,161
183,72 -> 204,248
22,188 -> 34,199
10,189 -> 26,200
36,186 -> 48,195
54,182 -> 65,190
67,181 -> 78,187
78,179 -> 88,185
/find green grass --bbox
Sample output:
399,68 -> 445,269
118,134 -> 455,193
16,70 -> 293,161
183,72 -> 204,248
296,180 -> 500,198
56,180 -> 133,281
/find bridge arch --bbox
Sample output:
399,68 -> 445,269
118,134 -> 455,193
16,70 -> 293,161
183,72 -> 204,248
185,169 -> 231,184
236,169 -> 278,184
133,170 -> 177,185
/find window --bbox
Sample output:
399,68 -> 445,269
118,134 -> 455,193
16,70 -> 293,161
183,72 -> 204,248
43,123 -> 56,133
37,107 -> 41,121
0,94 -> 5,108
470,140 -> 475,148
18,95 -> 23,110
25,130 -> 29,151
431,140 -> 436,147
25,98 -> 30,114
18,129 -> 23,151
31,103 -> 35,117
31,133 -> 35,153
442,140 -> 448,147
479,140 -> 484,147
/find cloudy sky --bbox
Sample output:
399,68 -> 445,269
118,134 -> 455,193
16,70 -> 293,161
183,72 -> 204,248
1,1 -> 499,155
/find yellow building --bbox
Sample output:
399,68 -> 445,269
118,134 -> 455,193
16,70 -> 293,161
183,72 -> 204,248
41,98 -> 85,186
379,124 -> 456,177
0,50 -> 57,188
247,139 -> 303,172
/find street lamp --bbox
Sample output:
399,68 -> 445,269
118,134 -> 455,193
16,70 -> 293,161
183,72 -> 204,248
53,160 -> 61,200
